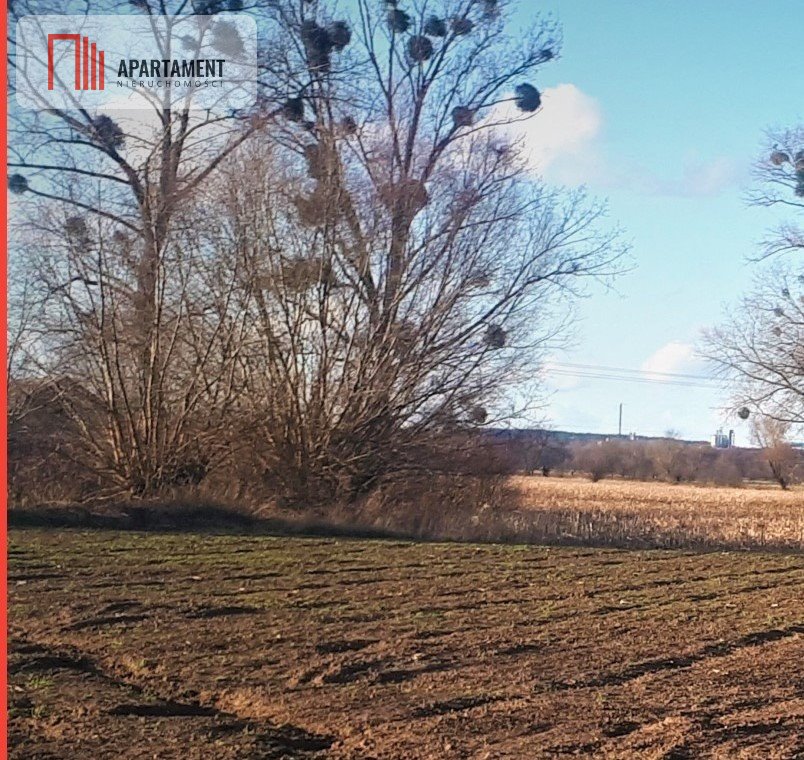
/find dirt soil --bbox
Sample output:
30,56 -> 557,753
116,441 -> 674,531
8,529 -> 804,759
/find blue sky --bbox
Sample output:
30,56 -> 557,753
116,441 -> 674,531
506,0 -> 804,442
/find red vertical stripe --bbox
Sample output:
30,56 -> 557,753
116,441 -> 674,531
91,43 -> 97,89
1,0 -> 9,739
99,50 -> 105,90
82,36 -> 89,90
47,34 -> 81,90
47,35 -> 55,89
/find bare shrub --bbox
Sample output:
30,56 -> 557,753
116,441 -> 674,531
572,441 -> 622,482
349,474 -> 522,541
707,455 -> 744,487
752,416 -> 801,489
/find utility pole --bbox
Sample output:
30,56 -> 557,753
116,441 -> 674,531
618,403 -> 623,437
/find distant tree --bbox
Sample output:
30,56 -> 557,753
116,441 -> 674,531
751,416 -> 799,490
707,450 -> 744,488
538,440 -> 571,477
608,440 -> 654,480
520,431 -> 570,476
573,441 -> 620,482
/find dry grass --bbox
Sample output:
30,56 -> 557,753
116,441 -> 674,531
9,475 -> 802,552
283,475 -> 804,552
510,476 -> 804,551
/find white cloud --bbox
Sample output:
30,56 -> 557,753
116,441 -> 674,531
547,146 -> 739,198
615,155 -> 740,198
640,341 -> 696,376
493,85 -> 738,197
493,83 -> 603,174
659,156 -> 738,197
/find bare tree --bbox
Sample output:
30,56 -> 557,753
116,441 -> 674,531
11,199 -> 254,495
8,0 -> 625,503
570,441 -> 619,483
7,0 -> 292,495
748,127 -> 804,261
705,269 -> 803,427
199,0 -> 625,504
751,416 -> 799,490
704,127 -> 804,432
515,430 -> 569,476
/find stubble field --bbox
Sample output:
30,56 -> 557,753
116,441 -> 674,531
9,527 -> 804,759
510,477 -> 804,551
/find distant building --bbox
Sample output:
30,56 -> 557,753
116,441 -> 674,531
490,429 -> 710,447
711,428 -> 735,449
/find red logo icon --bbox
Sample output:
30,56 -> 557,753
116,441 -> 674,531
48,33 -> 105,91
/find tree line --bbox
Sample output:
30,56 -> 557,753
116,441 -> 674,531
504,434 -> 802,489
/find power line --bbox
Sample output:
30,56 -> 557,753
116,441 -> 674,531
545,368 -> 721,390
547,361 -> 719,382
